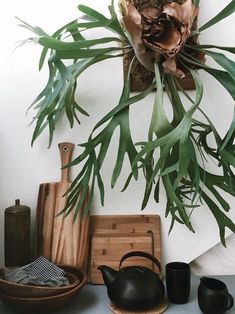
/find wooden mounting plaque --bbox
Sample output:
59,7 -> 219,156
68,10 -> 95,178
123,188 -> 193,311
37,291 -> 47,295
123,53 -> 195,92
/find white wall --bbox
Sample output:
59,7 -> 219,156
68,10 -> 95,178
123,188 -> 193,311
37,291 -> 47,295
0,0 -> 235,272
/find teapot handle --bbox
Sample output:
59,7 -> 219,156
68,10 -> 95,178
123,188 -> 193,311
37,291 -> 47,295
119,251 -> 162,274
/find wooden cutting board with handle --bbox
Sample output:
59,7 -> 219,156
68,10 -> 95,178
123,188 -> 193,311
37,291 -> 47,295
35,142 -> 90,270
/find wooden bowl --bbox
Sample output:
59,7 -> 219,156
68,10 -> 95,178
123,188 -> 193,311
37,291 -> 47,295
0,268 -> 87,313
0,265 -> 82,298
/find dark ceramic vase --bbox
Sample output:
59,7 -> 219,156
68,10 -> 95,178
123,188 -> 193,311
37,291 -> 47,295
198,277 -> 234,314
4,199 -> 31,267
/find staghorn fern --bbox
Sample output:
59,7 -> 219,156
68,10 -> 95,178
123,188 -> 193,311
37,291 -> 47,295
19,0 -> 235,245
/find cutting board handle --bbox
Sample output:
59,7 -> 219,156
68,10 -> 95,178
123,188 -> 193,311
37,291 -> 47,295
58,142 -> 75,182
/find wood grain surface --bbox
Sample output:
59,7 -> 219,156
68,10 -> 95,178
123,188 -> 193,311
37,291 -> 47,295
35,142 -> 90,271
109,298 -> 168,314
89,215 -> 161,284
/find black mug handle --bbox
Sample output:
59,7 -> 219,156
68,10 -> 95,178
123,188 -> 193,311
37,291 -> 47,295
119,251 -> 162,274
223,292 -> 234,310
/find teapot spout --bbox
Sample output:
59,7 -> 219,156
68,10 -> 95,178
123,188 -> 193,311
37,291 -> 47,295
97,265 -> 117,287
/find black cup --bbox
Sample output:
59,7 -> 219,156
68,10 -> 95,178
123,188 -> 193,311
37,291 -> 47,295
165,261 -> 190,304
198,277 -> 234,314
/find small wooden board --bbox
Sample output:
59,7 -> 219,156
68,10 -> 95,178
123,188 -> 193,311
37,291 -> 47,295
89,215 -> 161,284
109,299 -> 168,314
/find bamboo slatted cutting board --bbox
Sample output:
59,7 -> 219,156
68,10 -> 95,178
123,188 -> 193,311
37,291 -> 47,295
35,142 -> 90,270
89,215 -> 161,284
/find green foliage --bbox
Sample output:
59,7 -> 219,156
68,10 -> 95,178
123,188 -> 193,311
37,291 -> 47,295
193,0 -> 200,7
200,0 -> 235,31
21,1 -> 235,245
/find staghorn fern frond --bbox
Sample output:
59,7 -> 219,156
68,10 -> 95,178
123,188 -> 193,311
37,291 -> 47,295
21,0 -> 235,245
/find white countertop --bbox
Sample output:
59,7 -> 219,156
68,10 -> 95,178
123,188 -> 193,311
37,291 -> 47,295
0,275 -> 235,313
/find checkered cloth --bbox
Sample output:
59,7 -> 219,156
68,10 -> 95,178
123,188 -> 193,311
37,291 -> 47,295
4,257 -> 70,287
23,256 -> 66,283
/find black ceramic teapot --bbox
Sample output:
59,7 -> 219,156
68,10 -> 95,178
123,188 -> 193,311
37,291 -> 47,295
98,251 -> 165,311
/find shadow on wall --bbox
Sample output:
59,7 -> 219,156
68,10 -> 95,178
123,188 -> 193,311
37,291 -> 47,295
190,234 -> 235,276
